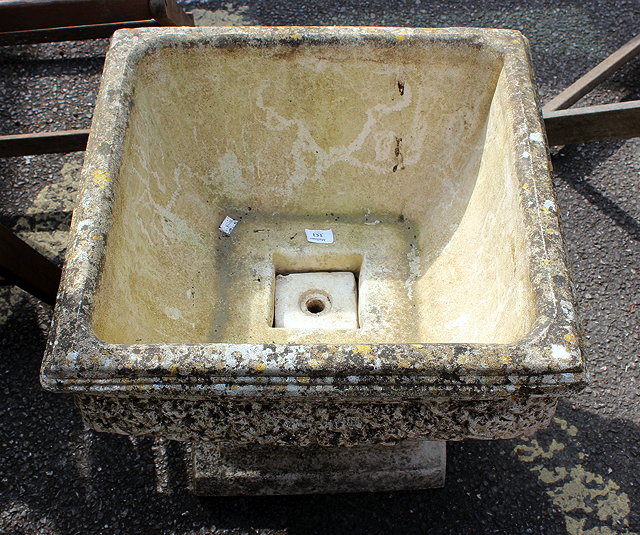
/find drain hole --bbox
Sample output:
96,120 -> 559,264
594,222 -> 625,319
305,298 -> 325,314
298,290 -> 332,316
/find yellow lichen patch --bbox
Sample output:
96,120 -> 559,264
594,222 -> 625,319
554,417 -> 579,437
308,359 -> 322,368
456,352 -> 474,366
290,33 -> 301,40
92,235 -> 101,241
397,357 -> 410,369
92,169 -> 111,188
297,376 -> 310,384
255,361 -> 266,372
514,419 -> 634,535
522,183 -> 530,190
167,364 -> 179,374
548,466 -> 631,529
514,438 -> 565,462
533,466 -> 568,484
229,384 -> 238,390
396,31 -> 408,41
411,344 -> 424,350
565,517 -> 616,535
564,332 -> 576,343
546,228 -> 558,235
356,345 -> 372,355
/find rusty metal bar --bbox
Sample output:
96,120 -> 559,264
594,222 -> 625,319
0,223 -> 61,306
543,34 -> 640,113
0,20 -> 157,45
0,129 -> 90,157
543,100 -> 640,145
0,0 -> 193,33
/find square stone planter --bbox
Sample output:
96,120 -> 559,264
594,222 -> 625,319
41,26 -> 586,495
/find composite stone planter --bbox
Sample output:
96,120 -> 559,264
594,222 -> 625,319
41,26 -> 586,495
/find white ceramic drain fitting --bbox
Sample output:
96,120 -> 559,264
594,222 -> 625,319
274,272 -> 358,329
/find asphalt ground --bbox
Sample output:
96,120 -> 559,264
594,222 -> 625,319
1,1 -> 638,533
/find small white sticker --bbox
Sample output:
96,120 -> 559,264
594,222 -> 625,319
219,216 -> 238,235
305,229 -> 334,244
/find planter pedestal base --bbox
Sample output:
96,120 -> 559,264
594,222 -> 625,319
190,439 -> 446,496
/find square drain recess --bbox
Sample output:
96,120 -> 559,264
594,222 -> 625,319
274,272 -> 358,329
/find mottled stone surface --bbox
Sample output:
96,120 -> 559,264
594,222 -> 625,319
191,440 -> 446,495
40,26 -> 586,493
76,394 -> 558,444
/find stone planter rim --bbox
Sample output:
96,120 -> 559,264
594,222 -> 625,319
41,26 -> 586,398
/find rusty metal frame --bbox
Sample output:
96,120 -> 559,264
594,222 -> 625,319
0,1 -> 192,304
542,34 -> 640,145
0,224 -> 61,306
0,0 -> 193,33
